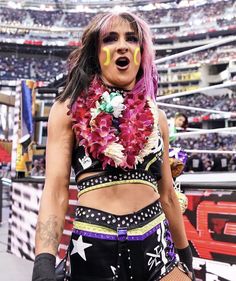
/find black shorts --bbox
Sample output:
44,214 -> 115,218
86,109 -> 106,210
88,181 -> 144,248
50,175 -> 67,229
69,200 -> 177,281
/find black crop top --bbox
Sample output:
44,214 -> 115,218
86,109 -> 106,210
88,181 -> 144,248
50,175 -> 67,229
72,140 -> 163,197
70,81 -> 164,196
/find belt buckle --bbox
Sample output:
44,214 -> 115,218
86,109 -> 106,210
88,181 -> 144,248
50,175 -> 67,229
117,226 -> 127,241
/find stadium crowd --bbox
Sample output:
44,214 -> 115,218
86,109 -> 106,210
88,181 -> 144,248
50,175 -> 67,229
169,0 -> 234,24
161,93 -> 236,119
0,54 -> 66,80
160,92 -> 236,172
0,0 -> 235,35
172,134 -> 236,172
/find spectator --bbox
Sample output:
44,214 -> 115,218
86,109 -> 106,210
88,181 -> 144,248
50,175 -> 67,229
169,112 -> 188,143
211,154 -> 229,171
185,154 -> 204,172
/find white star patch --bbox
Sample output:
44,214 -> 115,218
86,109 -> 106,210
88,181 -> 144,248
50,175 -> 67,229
70,235 -> 92,261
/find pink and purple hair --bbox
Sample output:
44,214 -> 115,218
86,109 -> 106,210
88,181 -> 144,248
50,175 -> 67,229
59,11 -> 158,105
97,12 -> 158,99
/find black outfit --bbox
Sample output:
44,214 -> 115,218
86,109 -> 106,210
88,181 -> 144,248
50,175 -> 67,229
185,154 -> 204,172
68,144 -> 192,280
211,154 -> 229,171
32,85 -> 194,280
32,130 -> 194,281
70,201 -> 177,281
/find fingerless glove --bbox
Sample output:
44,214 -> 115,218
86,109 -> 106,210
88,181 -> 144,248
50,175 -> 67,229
177,246 -> 192,271
177,245 -> 196,280
32,253 -> 56,281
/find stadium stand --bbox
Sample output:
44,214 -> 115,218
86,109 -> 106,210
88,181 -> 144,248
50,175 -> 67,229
0,0 -> 235,170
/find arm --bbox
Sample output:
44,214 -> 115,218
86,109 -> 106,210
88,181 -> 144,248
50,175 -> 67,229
158,109 -> 189,249
158,110 -> 195,279
32,100 -> 74,281
35,100 -> 74,255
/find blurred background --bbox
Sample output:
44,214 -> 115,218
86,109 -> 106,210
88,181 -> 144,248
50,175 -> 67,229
0,1 -> 235,280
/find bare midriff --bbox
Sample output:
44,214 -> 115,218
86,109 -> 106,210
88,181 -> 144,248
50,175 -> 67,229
77,171 -> 160,215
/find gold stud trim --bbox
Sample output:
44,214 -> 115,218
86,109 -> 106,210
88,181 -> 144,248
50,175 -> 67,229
73,213 -> 165,236
145,156 -> 158,171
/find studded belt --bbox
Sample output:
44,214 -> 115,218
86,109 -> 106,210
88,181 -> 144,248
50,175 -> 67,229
77,169 -> 158,197
73,200 -> 166,241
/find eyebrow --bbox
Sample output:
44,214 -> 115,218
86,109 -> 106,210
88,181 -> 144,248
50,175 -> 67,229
102,31 -> 137,37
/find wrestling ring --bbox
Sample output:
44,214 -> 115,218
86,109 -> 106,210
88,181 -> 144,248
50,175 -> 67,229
155,37 -> 236,180
154,36 -> 236,281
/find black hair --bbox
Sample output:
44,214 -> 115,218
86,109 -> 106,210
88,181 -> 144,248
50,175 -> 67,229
175,112 -> 188,129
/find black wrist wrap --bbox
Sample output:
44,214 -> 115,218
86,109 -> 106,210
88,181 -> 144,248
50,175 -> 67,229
32,253 -> 56,281
177,245 -> 193,272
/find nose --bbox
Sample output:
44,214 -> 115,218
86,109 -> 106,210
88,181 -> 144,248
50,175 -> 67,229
116,38 -> 128,53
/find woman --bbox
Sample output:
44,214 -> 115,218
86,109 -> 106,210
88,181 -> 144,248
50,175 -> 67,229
169,112 -> 188,144
32,12 -> 194,281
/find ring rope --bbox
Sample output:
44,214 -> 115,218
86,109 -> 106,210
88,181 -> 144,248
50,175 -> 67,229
155,36 -> 236,64
170,126 -> 236,137
184,128 -> 236,135
156,81 -> 236,101
183,149 -> 236,155
156,101 -> 235,116
154,37 -> 236,160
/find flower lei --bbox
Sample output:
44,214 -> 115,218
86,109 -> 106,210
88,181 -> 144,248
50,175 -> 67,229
70,77 -> 160,169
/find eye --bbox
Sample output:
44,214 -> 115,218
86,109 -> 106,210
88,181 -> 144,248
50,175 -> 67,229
102,35 -> 117,43
127,35 -> 139,43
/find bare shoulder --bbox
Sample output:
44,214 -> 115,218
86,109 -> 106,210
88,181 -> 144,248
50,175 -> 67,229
48,99 -> 72,129
46,99 -> 74,160
158,108 -> 167,122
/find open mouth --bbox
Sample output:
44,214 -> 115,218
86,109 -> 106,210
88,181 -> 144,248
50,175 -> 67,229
115,57 -> 130,69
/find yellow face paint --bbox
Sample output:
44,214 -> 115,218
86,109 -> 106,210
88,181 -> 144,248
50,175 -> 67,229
134,47 -> 140,66
102,47 -> 111,66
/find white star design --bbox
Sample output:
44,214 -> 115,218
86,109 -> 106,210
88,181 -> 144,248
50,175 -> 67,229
70,236 -> 92,261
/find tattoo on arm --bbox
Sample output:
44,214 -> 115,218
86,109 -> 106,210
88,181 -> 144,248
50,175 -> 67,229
36,215 -> 64,251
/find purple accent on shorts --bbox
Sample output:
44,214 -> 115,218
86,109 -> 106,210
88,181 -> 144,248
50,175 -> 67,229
72,223 -> 162,241
73,229 -> 117,240
164,221 -> 176,260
